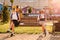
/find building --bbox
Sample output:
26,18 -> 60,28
0,0 -> 50,9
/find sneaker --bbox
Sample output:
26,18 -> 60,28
7,31 -> 10,33
7,30 -> 10,33
10,32 -> 15,37
10,33 -> 14,37
10,28 -> 12,30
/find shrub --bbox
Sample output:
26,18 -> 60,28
28,7 -> 32,13
2,5 -> 10,23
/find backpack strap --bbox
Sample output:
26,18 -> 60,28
16,12 -> 19,20
10,13 -> 13,19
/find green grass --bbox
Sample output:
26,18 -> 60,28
0,22 -> 53,34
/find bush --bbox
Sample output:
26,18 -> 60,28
2,5 -> 10,23
28,7 -> 32,13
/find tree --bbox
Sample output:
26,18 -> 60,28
10,0 -> 14,6
2,5 -> 9,23
28,7 -> 32,13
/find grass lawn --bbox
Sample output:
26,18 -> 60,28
0,22 -> 53,34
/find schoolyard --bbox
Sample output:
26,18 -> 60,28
0,21 -> 52,34
1,21 -> 60,40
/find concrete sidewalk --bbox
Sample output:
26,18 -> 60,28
0,33 -> 40,40
0,33 -> 60,40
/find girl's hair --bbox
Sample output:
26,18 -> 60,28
39,10 -> 45,14
12,8 -> 15,10
16,5 -> 18,8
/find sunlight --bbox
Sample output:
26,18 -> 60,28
51,0 -> 60,13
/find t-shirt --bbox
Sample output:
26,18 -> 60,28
40,14 -> 45,18
11,12 -> 18,20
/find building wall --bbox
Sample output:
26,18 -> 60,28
0,0 -> 49,9
13,0 -> 49,9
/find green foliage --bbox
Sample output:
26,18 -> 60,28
0,22 -> 52,33
10,0 -> 14,6
2,5 -> 10,23
28,7 -> 32,13
10,0 -> 14,4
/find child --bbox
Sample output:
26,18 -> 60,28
7,6 -> 20,37
39,10 -> 47,37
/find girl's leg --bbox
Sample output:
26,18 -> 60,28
42,24 -> 46,37
11,22 -> 14,33
10,22 -> 15,37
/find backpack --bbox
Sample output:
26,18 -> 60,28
11,12 -> 19,20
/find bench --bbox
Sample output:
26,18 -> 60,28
20,16 -> 40,26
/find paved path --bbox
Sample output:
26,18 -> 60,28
0,33 -> 60,40
50,34 -> 60,40
0,33 -> 40,40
